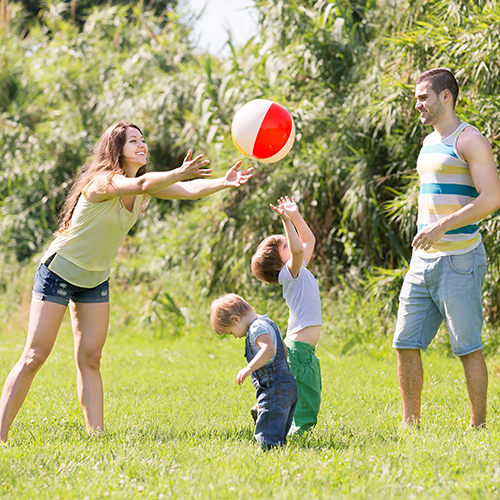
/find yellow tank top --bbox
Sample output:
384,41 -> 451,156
41,191 -> 145,287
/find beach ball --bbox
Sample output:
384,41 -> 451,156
231,99 -> 295,163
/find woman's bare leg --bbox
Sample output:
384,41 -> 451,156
0,299 -> 67,442
70,301 -> 110,436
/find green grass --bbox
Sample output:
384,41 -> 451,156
2,291 -> 500,499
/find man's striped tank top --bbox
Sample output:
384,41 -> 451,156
415,121 -> 481,257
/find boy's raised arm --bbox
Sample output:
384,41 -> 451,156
282,219 -> 305,277
280,197 -> 315,265
288,210 -> 315,265
270,199 -> 304,278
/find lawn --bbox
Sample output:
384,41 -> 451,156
2,297 -> 500,500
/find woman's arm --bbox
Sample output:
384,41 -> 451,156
85,151 -> 212,202
153,162 -> 253,200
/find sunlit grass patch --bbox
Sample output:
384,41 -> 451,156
3,315 -> 500,499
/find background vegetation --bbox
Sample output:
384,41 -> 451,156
2,0 -> 500,325
3,309 -> 500,499
2,1 -> 500,497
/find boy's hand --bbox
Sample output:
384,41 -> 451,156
270,195 -> 299,221
236,367 -> 252,385
270,202 -> 291,221
278,196 -> 299,217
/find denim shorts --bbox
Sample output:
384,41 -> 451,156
393,244 -> 487,356
32,256 -> 110,307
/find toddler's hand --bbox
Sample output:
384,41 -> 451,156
236,367 -> 251,385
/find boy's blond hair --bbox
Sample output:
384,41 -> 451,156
251,235 -> 287,284
210,293 -> 254,334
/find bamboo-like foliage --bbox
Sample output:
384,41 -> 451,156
0,1 -> 199,259
2,0 -> 500,323
181,0 -> 500,313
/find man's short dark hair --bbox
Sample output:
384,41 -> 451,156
416,68 -> 459,107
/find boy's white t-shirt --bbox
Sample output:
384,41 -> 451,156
247,315 -> 279,365
278,260 -> 322,336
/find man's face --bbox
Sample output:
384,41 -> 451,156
414,80 -> 445,126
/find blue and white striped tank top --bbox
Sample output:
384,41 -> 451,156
415,121 -> 481,257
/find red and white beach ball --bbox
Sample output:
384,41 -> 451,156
231,99 -> 295,163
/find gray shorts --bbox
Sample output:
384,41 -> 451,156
393,244 -> 487,356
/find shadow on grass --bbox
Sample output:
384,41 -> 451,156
9,416 -> 401,454
107,421 -> 256,446
106,418 -> 402,453
287,421 -> 403,452
9,418 -> 89,447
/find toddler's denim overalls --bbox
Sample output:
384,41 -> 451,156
245,317 -> 298,449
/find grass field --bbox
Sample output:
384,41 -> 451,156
2,286 -> 500,500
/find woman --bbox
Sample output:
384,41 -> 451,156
0,122 -> 253,443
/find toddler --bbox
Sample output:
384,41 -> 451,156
211,293 -> 297,450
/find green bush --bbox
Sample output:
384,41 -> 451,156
2,0 -> 500,339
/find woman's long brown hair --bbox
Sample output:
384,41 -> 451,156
57,122 -> 146,233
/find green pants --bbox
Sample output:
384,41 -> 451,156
284,337 -> 322,435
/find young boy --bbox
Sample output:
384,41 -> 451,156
210,293 -> 298,450
251,196 -> 322,435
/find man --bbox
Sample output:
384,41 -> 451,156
393,68 -> 500,428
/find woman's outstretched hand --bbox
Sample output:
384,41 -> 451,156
177,150 -> 213,180
224,162 -> 254,187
